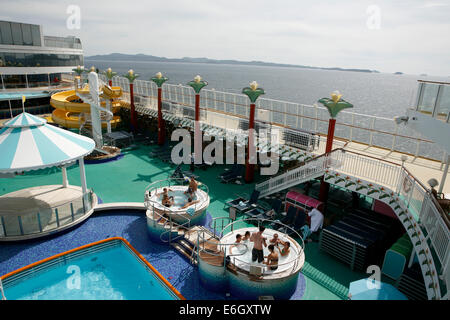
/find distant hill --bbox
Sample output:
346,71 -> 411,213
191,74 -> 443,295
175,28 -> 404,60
85,53 -> 380,73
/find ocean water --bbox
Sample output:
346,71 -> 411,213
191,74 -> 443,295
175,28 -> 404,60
85,59 -> 449,118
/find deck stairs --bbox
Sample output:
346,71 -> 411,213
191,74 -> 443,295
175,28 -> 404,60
255,153 -> 335,198
156,214 -> 221,265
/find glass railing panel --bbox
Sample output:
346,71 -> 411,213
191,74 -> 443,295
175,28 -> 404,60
436,85 -> 450,122
417,82 -> 439,114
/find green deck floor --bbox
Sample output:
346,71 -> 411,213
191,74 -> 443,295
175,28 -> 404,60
0,143 -> 367,300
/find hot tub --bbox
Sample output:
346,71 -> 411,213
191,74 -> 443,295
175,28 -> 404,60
221,227 -> 303,275
198,226 -> 305,299
145,185 -> 209,225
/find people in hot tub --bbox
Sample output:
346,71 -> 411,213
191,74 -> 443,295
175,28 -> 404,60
269,233 -> 281,246
162,193 -> 174,207
228,234 -> 243,254
250,226 -> 267,263
263,244 -> 279,271
279,240 -> 291,257
184,177 -> 198,198
180,197 -> 200,209
157,188 -> 173,199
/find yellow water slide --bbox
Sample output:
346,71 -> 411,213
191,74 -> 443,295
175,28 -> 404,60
50,85 -> 124,129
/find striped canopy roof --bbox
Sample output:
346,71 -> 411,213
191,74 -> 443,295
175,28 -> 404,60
0,112 -> 95,173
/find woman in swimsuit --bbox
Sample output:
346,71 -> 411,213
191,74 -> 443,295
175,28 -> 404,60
264,244 -> 279,271
279,241 -> 290,257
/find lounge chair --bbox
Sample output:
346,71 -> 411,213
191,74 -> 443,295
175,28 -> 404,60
283,210 -> 307,237
245,198 -> 283,220
225,190 -> 260,213
220,165 -> 244,183
268,205 -> 297,229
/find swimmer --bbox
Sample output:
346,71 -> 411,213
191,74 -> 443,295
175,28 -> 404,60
228,234 -> 243,254
279,240 -> 290,257
184,177 -> 198,197
269,233 -> 281,246
242,231 -> 251,242
263,244 -> 279,271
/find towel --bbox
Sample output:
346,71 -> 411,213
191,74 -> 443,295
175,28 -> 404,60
186,207 -> 195,216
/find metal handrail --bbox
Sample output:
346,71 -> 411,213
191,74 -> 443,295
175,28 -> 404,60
326,148 -> 448,299
144,178 -> 209,216
101,74 -> 446,162
198,216 -> 304,277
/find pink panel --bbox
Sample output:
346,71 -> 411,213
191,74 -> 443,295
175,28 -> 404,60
373,199 -> 398,219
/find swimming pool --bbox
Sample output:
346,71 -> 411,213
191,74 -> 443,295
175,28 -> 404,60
1,237 -> 184,300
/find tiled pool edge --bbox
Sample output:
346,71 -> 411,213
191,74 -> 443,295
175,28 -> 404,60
1,237 -> 185,300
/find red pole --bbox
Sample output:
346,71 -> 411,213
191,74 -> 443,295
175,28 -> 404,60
319,118 -> 336,203
194,94 -> 202,164
129,82 -> 137,132
157,87 -> 165,145
245,103 -> 256,183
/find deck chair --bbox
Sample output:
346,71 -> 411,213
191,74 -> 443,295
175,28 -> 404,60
268,205 -> 297,229
283,210 -> 307,237
220,165 -> 244,183
225,190 -> 260,213
218,164 -> 240,178
245,199 -> 282,220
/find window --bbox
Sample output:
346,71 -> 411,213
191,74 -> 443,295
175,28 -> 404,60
0,21 -> 13,45
436,86 -> 450,122
10,22 -> 24,45
417,83 -> 439,114
21,23 -> 33,46
0,52 -> 83,67
30,24 -> 41,46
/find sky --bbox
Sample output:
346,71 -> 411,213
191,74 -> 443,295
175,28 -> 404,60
1,0 -> 450,76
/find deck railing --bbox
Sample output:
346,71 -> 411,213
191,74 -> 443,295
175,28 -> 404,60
203,217 -> 305,277
0,190 -> 94,240
327,149 -> 449,299
92,74 -> 448,163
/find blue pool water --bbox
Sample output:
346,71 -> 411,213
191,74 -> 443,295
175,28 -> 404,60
3,241 -> 179,300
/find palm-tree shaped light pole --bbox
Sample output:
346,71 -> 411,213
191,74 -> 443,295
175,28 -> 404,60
104,67 -> 117,87
151,72 -> 169,145
103,68 -> 117,133
187,75 -> 208,164
318,91 -> 353,202
242,81 -> 265,183
72,65 -> 84,89
124,69 -> 139,132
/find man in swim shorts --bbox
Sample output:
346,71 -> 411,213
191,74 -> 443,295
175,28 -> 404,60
250,226 -> 267,263
184,177 -> 198,197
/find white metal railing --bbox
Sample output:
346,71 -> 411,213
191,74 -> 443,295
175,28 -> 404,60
0,190 -> 94,239
200,217 -> 304,277
326,149 -> 449,299
97,74 -> 446,163
255,154 -> 332,197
